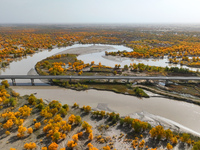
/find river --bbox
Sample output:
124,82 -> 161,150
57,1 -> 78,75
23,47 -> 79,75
1,44 -> 200,135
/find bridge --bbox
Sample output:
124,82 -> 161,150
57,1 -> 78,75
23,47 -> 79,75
0,75 -> 200,86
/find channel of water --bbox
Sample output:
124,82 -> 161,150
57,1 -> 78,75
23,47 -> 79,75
1,44 -> 200,135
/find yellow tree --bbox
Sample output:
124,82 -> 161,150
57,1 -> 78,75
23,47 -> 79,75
149,125 -> 165,140
68,114 -> 76,124
17,126 -> 27,138
166,143 -> 173,150
24,142 -> 36,150
27,127 -> 33,134
67,140 -> 77,148
3,119 -> 13,129
34,122 -> 41,129
72,134 -> 78,142
88,132 -> 93,141
48,142 -> 58,150
18,105 -> 32,117
52,131 -> 61,143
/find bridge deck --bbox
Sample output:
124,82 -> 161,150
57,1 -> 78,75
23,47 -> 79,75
0,75 -> 200,80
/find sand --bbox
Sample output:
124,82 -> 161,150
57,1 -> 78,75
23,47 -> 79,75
12,86 -> 200,137
58,45 -> 116,55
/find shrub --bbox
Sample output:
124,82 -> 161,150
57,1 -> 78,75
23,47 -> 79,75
1,80 -> 9,88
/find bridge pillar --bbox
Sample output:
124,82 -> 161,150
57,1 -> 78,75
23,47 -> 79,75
127,79 -> 129,83
108,79 -> 110,82
146,79 -> 149,83
31,79 -> 35,86
185,80 -> 188,84
11,79 -> 16,86
165,80 -> 169,85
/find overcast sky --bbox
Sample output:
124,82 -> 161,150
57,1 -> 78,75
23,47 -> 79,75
0,0 -> 200,24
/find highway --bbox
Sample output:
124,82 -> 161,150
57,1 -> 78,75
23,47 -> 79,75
0,75 -> 200,80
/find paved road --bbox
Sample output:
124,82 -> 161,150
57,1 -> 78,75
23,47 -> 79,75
0,75 -> 200,80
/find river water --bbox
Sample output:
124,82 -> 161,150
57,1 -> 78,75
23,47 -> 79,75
1,44 -> 200,135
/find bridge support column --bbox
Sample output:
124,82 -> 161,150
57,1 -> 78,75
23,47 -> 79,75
185,80 -> 188,84
31,79 -> 35,86
108,79 -> 110,82
165,80 -> 169,85
127,79 -> 129,83
11,79 -> 16,86
146,79 -> 150,84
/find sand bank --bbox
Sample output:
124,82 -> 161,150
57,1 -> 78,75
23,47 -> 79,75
58,45 -> 116,55
12,86 -> 200,136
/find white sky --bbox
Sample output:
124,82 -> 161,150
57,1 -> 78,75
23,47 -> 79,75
0,0 -> 200,24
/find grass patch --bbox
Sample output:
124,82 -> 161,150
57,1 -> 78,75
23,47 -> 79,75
52,80 -> 149,98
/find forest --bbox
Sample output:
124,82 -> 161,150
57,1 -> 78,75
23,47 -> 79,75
1,25 -> 200,149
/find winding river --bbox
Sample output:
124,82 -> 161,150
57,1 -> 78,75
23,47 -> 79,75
1,44 -> 200,135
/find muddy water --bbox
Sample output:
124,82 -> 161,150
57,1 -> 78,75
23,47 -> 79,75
1,44 -> 200,135
12,86 -> 200,134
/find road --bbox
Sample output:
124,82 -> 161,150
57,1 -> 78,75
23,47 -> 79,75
0,75 -> 200,80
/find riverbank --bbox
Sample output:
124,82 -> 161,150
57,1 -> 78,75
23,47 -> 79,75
11,85 -> 200,136
0,85 -> 197,150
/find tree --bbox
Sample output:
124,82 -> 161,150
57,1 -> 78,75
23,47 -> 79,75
53,114 -> 62,122
165,129 -> 173,140
180,133 -> 190,143
166,143 -> 173,150
17,126 -> 27,138
132,119 -> 142,133
18,105 -> 32,117
82,121 -> 92,133
193,141 -> 200,150
87,143 -> 93,148
75,115 -> 82,124
87,143 -> 98,150
27,127 -> 33,134
72,134 -> 78,142
67,140 -> 77,148
149,125 -> 165,140
124,65 -> 129,70
3,119 -> 13,129
59,108 -> 67,116
88,132 -> 93,141
5,130 -> 10,135
103,145 -> 110,150
68,114 -> 76,124
34,122 -> 41,129
24,142 -> 36,150
28,94 -> 37,105
62,124 -> 71,132
1,80 -> 9,88
52,131 -> 61,143
15,118 -> 24,126
48,142 -> 58,150
83,105 -> 91,113
139,139 -> 145,148
132,140 -> 138,149
78,132 -> 83,138
170,136 -> 178,144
